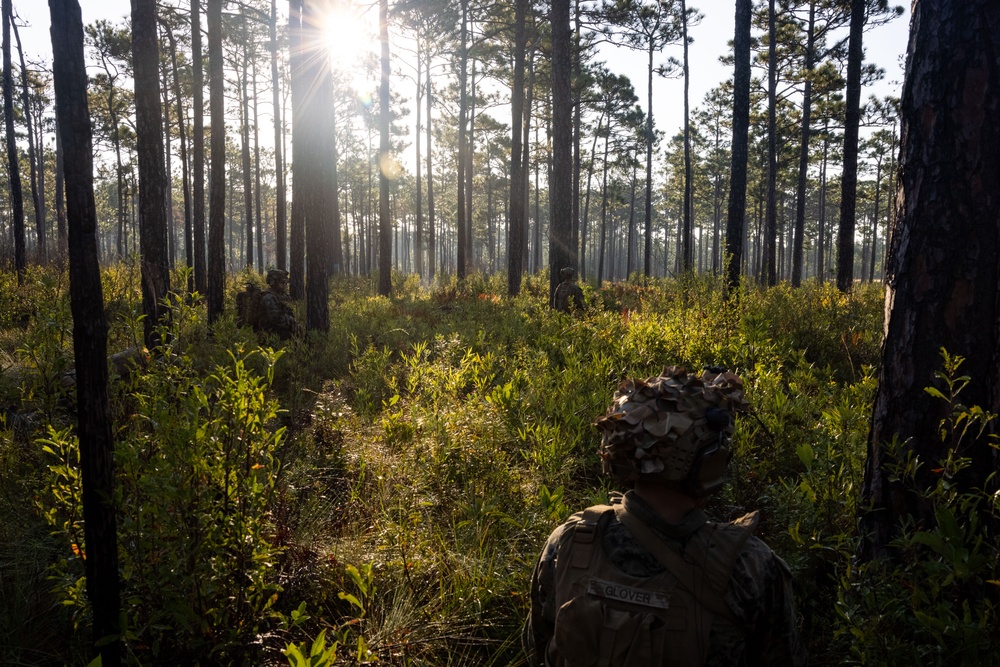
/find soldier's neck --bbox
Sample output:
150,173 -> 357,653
632,481 -> 705,525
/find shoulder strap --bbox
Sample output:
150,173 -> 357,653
613,498 -> 753,626
565,505 -> 614,570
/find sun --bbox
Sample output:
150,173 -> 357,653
322,4 -> 374,73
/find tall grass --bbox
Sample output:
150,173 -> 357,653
9,265 -> 987,666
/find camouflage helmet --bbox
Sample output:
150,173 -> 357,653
266,268 -> 289,286
559,266 -> 576,281
594,366 -> 748,494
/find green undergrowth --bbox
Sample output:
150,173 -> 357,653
7,265 -> 989,665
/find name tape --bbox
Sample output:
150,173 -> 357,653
587,578 -> 671,610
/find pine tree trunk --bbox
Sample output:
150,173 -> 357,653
836,0 -> 864,292
725,0 -> 751,292
191,0 -> 207,294
207,0 -> 226,322
49,3 -> 120,663
131,0 -> 171,348
860,0 -> 1000,561
3,0 -> 25,283
507,0 -> 528,296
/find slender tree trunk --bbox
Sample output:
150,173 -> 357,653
726,0 -> 752,293
791,3 -> 816,287
288,0 -> 305,297
415,42 -> 423,278
131,0 -> 171,348
466,50 -> 475,271
270,0 -> 287,271
164,23 -> 192,290
12,20 -> 42,261
507,0 -> 528,296
597,135 -> 610,286
3,0 -> 24,282
836,0 -> 864,292
50,3 -> 120,663
55,105 -> 67,258
160,56 -> 174,269
456,0 -> 468,280
240,25 -> 254,270
549,0 -> 573,301
377,0 -> 392,295
643,41 -> 654,276
763,0 -> 778,286
680,0 -> 693,272
191,0 -> 207,294
207,0 -> 226,322
252,56 -> 264,271
303,0 -> 330,329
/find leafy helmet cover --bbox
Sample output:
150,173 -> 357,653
594,366 -> 749,489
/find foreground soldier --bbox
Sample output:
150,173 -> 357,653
552,266 -> 585,313
524,367 -> 806,666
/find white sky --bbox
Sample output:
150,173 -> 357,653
12,0 -> 910,160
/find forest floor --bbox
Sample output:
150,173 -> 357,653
3,266 -> 995,666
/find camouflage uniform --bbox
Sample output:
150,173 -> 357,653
257,289 -> 302,340
524,491 -> 807,667
553,267 -> 585,313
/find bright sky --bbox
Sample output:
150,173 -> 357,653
13,0 -> 910,159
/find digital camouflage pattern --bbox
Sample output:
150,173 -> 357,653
257,289 -> 302,340
594,367 -> 748,485
524,491 -> 807,667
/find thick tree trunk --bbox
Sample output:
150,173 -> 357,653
836,0 -> 864,292
3,0 -> 25,283
207,0 -> 226,323
301,0 -> 330,330
860,0 -> 1000,561
49,2 -> 121,665
131,0 -> 171,348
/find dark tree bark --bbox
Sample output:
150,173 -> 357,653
191,0 -> 207,294
791,2 -> 816,287
725,0 -> 752,293
414,43 -> 423,278
12,19 -> 43,261
270,0 -> 287,270
288,0 -> 305,298
239,19 -> 254,270
763,0 -> 778,286
207,0 -> 226,323
163,20 -> 192,290
252,57 -> 264,271
49,2 -> 120,664
679,0 -> 693,273
860,0 -> 1000,561
836,0 -> 864,292
131,0 -> 171,348
303,0 -> 329,330
549,0 -> 573,301
455,0 -> 468,280
55,105 -> 67,258
3,0 -> 25,283
507,0 -> 528,296
377,0 -> 392,295
425,57 -> 436,282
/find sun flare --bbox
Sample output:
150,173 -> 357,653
323,5 -> 373,72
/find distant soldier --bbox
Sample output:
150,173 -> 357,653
552,266 -> 585,313
237,269 -> 302,340
524,366 -> 806,667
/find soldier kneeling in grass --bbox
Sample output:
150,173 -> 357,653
524,366 -> 806,667
236,269 -> 303,340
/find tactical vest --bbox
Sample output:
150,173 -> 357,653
547,497 -> 758,667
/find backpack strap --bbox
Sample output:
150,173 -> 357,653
566,505 -> 615,570
613,496 -> 756,627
